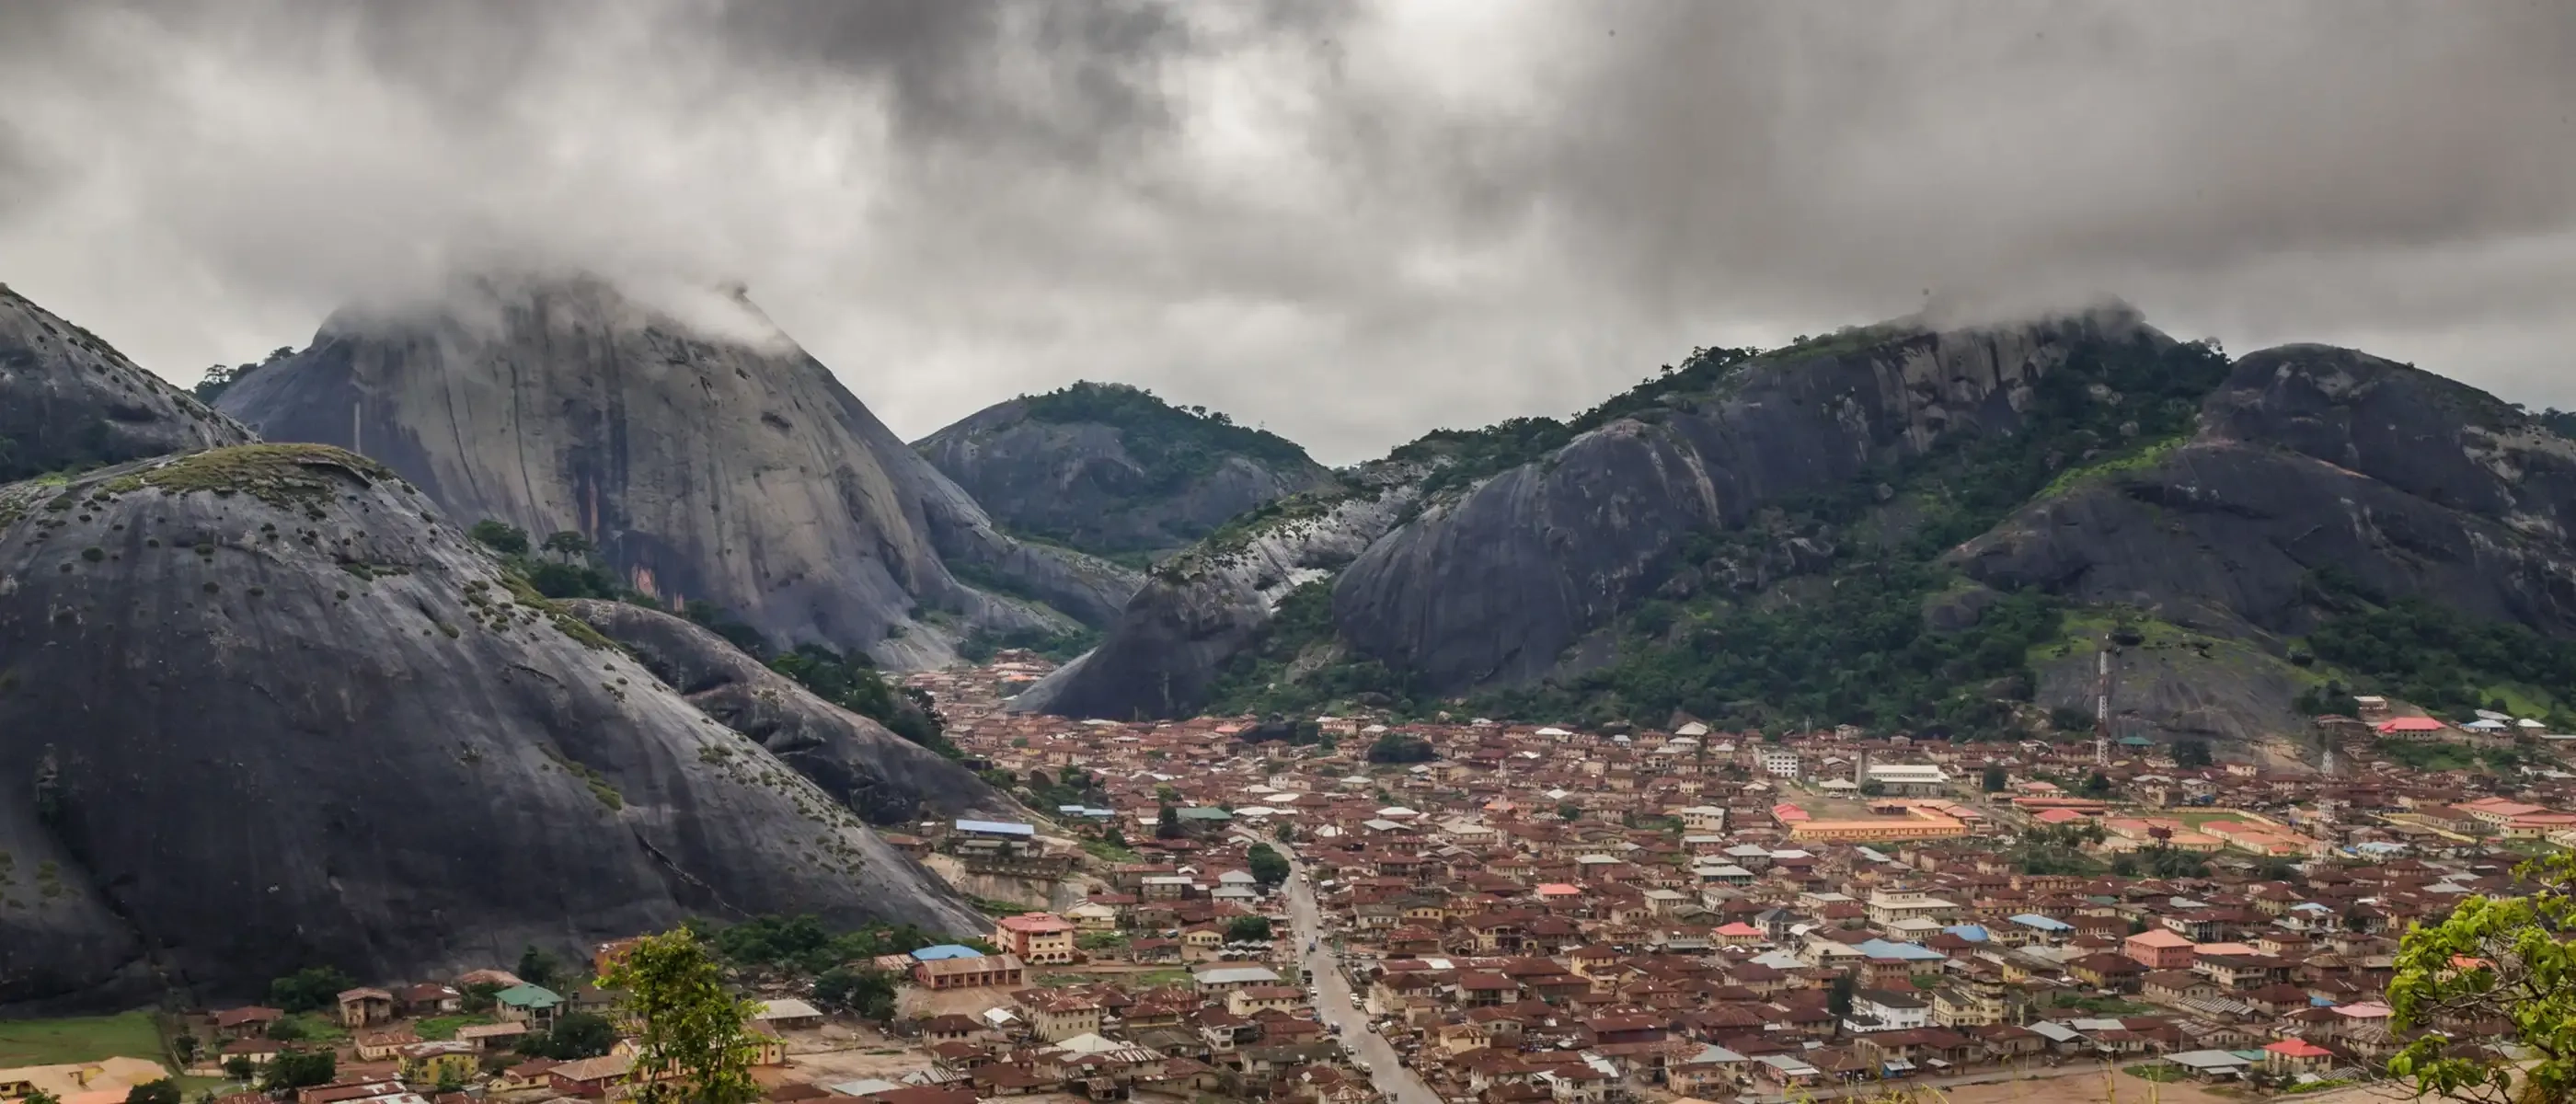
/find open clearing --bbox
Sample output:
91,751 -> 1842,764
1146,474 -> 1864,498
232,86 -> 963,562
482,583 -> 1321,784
0,1012 -> 165,1065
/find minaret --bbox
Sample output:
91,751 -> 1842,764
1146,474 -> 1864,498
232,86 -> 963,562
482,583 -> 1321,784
2095,642 -> 2112,767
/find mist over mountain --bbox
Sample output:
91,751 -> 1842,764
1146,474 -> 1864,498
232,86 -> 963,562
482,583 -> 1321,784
1020,310 -> 2576,747
216,272 -> 1139,668
6,0 -> 2576,1020
6,2 -> 2575,463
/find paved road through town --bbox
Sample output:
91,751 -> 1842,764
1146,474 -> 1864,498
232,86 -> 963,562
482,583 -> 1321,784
1283,852 -> 1444,1104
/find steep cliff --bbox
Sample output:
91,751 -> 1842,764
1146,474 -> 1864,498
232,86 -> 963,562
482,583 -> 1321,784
0,445 -> 982,1008
1028,310 -> 2193,722
0,284 -> 252,480
1069,318 -> 2576,742
1334,316 -> 2162,695
561,599 -> 1021,825
216,274 -> 1137,667
1953,345 -> 2576,730
915,383 -> 1335,562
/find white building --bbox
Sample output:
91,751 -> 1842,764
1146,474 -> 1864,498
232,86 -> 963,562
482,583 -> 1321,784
1845,990 -> 1932,1034
1864,764 -> 1949,795
1758,748 -> 1800,779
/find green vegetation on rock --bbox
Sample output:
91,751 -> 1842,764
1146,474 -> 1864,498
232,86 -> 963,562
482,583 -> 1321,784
764,643 -> 959,757
2299,570 -> 2576,729
959,624 -> 1099,663
143,443 -> 394,510
1204,581 -> 1414,716
1466,332 -> 2231,733
1018,382 -> 1314,486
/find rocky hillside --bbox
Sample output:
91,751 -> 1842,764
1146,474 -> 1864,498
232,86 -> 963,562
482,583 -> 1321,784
216,273 -> 1139,668
915,382 -> 1334,563
0,444 -> 983,1008
1,284 -> 251,480
1953,345 -> 2576,735
1021,309 -> 2576,744
562,599 -> 1021,825
1007,457 -> 1425,719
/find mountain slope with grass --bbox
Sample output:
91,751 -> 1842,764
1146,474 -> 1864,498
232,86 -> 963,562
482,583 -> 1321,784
0,444 -> 981,1009
216,273 -> 1138,668
1020,307 -> 2576,745
914,382 -> 1335,564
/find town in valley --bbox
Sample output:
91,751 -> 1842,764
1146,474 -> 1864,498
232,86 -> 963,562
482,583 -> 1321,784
10,651 -> 2566,1104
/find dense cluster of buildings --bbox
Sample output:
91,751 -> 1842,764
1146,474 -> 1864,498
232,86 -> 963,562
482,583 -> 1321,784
33,655 -> 2559,1104
891,652 -> 2576,1100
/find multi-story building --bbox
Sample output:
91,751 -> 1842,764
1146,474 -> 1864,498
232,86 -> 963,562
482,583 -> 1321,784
994,912 -> 1076,965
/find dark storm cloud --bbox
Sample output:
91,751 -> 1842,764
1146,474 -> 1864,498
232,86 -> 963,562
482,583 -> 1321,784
2,1 -> 2573,465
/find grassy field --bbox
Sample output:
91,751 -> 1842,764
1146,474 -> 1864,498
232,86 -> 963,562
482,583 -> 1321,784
2175,809 -> 2265,830
0,1011 -> 166,1065
413,1015 -> 497,1041
2054,994 -> 2158,1016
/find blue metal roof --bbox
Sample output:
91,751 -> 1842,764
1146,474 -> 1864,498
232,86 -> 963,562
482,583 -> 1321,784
2008,913 -> 2076,931
913,944 -> 986,960
1854,938 -> 1947,961
955,819 -> 1036,837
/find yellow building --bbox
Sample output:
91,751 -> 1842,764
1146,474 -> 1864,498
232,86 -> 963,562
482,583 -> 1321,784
397,1042 -> 481,1087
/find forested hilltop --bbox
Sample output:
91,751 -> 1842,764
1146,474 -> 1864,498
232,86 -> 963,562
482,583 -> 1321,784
916,381 -> 1334,565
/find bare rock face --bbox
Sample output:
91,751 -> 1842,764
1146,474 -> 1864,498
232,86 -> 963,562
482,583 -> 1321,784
560,599 -> 1021,826
1955,346 -> 2576,641
1008,462 -> 1420,719
0,445 -> 981,1009
216,274 -> 1137,666
0,284 -> 252,480
915,387 -> 1336,560
1332,314 -> 2155,694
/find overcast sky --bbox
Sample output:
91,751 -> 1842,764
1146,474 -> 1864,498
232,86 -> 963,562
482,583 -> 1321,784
5,1 -> 2574,465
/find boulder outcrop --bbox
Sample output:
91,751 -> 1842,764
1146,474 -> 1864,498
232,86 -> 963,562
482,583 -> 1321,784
217,274 -> 1137,666
0,445 -> 981,1008
561,598 -> 1021,825
0,284 -> 251,481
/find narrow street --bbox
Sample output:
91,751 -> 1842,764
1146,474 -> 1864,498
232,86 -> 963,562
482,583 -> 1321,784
1282,852 -> 1445,1104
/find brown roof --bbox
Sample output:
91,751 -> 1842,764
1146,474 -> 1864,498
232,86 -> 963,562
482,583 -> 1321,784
214,1006 -> 285,1028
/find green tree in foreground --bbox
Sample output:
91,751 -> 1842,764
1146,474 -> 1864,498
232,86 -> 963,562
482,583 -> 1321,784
599,928 -> 764,1104
260,1050 -> 335,1092
266,965 -> 355,1014
1227,915 -> 1274,942
468,520 -> 532,556
518,944 -> 560,988
812,966 -> 898,1019
23,1088 -> 63,1104
542,530 -> 594,563
1981,764 -> 2007,792
125,1081 -> 179,1104
1246,843 -> 1291,887
521,1011 -> 618,1060
2388,851 -> 2576,1104
1156,805 -> 1184,840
